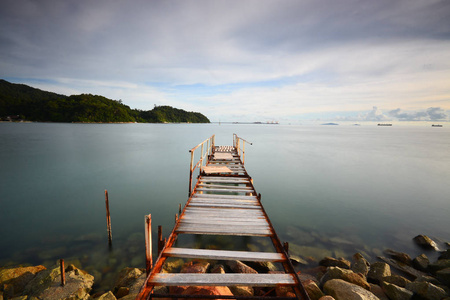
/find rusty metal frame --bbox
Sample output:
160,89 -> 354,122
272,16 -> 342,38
233,134 -> 252,165
189,135 -> 215,196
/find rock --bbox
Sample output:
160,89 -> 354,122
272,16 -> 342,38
319,257 -> 351,269
352,253 -> 370,277
299,272 -> 320,285
381,282 -> 413,300
181,261 -> 210,273
439,249 -> 450,260
0,265 -> 46,297
378,257 -> 426,280
128,272 -> 148,295
303,279 -> 324,300
323,279 -> 379,300
368,262 -> 391,284
245,261 -> 277,272
274,285 -> 295,298
383,275 -> 411,288
428,259 -> 450,273
412,254 -> 429,272
413,235 -> 439,251
210,264 -> 226,274
115,286 -> 130,298
229,285 -> 254,297
290,255 -> 309,266
181,286 -> 233,298
383,249 -> 412,265
113,268 -> 144,292
23,265 -> 94,300
226,261 -> 258,274
319,297 -> 336,300
405,281 -> 447,300
321,267 -> 371,290
162,259 -> 184,273
369,283 -> 389,300
436,268 -> 450,286
96,291 -> 117,300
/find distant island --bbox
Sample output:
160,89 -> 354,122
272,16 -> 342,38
0,79 -> 209,123
321,122 -> 339,125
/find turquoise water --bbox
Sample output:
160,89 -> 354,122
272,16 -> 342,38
1,123 -> 449,291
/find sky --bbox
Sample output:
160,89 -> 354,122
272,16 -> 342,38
1,0 -> 450,123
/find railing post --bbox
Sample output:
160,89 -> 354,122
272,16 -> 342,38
145,214 -> 152,275
189,150 -> 194,197
200,143 -> 204,172
242,141 -> 246,164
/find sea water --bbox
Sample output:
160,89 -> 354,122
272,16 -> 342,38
1,123 -> 449,291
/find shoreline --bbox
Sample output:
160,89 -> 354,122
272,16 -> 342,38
1,234 -> 449,299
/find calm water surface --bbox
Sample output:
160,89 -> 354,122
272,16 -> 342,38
1,123 -> 449,291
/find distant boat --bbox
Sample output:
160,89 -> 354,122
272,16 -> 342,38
432,124 -> 443,127
378,123 -> 392,126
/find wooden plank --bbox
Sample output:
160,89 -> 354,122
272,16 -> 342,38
179,219 -> 267,226
203,166 -> 232,174
184,208 -> 265,217
188,203 -> 261,209
197,184 -> 252,190
193,194 -> 257,200
176,224 -> 271,236
150,273 -> 295,286
164,248 -> 285,262
213,153 -> 234,160
200,177 -> 250,182
195,188 -> 253,193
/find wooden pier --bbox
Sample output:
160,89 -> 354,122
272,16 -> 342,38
137,135 -> 310,300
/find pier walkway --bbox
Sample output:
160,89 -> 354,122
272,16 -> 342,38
137,135 -> 310,300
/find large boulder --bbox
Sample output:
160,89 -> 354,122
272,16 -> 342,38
405,281 -> 447,300
381,282 -> 413,300
226,261 -> 258,274
412,254 -> 429,272
352,253 -> 370,277
323,279 -> 379,300
368,262 -> 391,284
0,265 -> 46,298
382,275 -> 411,288
413,235 -> 439,251
321,267 -> 370,290
23,265 -> 94,300
383,249 -> 412,265
319,257 -> 351,269
302,279 -> 325,300
181,286 -> 233,298
436,267 -> 450,286
428,259 -> 450,273
181,261 -> 210,273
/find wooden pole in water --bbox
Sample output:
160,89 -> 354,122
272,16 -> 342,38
158,225 -> 163,255
105,190 -> 112,246
145,214 -> 152,275
60,259 -> 65,286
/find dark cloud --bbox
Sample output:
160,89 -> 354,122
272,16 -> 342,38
388,107 -> 448,121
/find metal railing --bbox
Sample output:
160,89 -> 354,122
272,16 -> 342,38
233,133 -> 252,164
188,135 -> 215,196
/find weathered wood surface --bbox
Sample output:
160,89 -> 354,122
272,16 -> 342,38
164,247 -> 284,261
151,273 -> 295,286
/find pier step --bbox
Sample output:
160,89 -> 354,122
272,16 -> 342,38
164,247 -> 285,261
151,273 -> 295,286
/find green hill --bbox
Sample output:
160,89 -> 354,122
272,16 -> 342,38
0,79 -> 209,123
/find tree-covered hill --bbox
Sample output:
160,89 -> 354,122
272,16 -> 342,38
0,79 -> 209,123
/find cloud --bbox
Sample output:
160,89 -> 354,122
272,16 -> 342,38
388,107 -> 448,121
1,0 -> 450,121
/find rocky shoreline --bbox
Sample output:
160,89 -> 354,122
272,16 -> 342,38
1,234 -> 449,300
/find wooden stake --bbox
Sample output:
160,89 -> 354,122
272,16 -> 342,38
145,214 -> 152,275
105,190 -> 112,246
175,213 -> 178,223
178,203 -> 182,215
158,225 -> 163,255
60,259 -> 65,286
